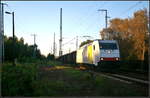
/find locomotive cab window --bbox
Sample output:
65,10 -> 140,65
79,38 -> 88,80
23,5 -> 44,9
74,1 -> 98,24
99,43 -> 117,50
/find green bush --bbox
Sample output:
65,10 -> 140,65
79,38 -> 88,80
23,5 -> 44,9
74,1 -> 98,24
2,63 -> 37,96
18,57 -> 40,63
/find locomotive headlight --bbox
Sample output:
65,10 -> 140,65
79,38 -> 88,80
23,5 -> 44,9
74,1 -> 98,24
116,58 -> 119,60
100,58 -> 103,60
108,50 -> 111,54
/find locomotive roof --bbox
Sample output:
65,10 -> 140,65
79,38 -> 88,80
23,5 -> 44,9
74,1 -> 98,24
94,39 -> 117,43
79,39 -> 118,49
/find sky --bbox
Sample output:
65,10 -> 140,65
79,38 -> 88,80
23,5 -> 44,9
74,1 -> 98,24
2,1 -> 149,56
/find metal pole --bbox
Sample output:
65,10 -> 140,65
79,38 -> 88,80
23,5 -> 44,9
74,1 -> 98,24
2,3 -> 4,63
98,9 -> 110,40
105,10 -> 107,29
98,9 -> 109,29
34,34 -> 37,57
53,32 -> 55,56
0,3 -> 7,63
76,36 -> 78,50
12,12 -> 15,66
0,3 -> 2,64
59,8 -> 62,56
31,34 -> 36,58
34,34 -> 35,46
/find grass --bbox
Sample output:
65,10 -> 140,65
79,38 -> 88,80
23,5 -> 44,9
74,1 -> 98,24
41,60 -> 63,66
64,68 -> 148,96
1,61 -> 148,96
35,65 -> 148,96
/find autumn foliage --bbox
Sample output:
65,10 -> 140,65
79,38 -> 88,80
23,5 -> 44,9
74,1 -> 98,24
100,9 -> 149,61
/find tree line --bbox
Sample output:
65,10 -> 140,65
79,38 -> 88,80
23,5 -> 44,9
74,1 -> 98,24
3,36 -> 54,62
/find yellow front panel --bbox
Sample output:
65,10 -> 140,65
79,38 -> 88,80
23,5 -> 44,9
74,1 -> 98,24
87,45 -> 93,64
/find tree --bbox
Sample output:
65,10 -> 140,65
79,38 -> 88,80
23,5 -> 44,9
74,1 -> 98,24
4,35 -> 44,62
47,53 -> 54,60
100,28 -> 115,40
129,9 -> 148,61
99,9 -> 149,61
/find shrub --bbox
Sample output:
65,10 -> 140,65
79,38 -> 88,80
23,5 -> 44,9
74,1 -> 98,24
2,63 -> 37,96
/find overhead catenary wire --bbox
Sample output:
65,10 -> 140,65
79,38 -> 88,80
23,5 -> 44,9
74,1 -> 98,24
77,2 -> 107,37
4,1 -> 148,57
118,1 -> 142,17
78,1 -> 143,37
6,2 -> 107,56
70,2 -> 106,37
101,1 -> 147,40
77,3 -> 100,29
61,3 -> 104,51
110,1 -> 145,28
72,2 -> 99,29
78,2 -> 106,34
82,1 -> 144,40
62,37 -> 76,46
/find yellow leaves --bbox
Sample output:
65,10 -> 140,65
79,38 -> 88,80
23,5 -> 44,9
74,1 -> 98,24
101,9 -> 149,60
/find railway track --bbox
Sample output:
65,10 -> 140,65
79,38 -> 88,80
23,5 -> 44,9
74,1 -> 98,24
108,73 -> 149,84
74,65 -> 149,86
89,70 -> 149,86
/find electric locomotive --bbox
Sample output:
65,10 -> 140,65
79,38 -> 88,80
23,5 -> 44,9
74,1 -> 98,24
76,40 -> 120,66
